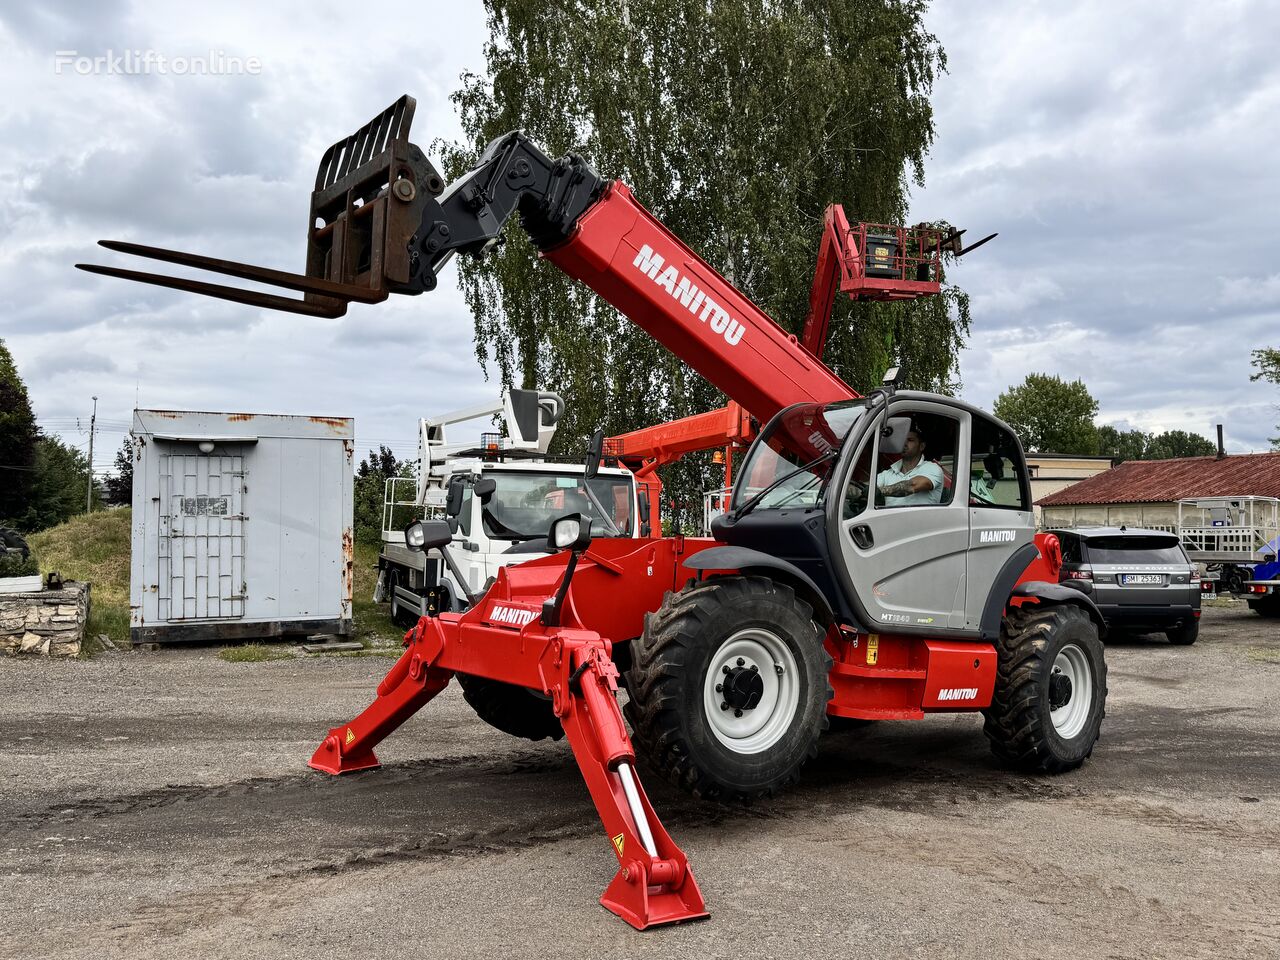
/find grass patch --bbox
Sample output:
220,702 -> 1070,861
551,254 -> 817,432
351,541 -> 407,650
218,643 -> 293,663
28,509 -> 132,654
1247,646 -> 1280,664
25,514 -> 402,656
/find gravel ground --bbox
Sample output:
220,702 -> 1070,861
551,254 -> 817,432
2,604 -> 1277,960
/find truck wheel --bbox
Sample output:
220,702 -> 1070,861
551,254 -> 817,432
983,603 -> 1107,774
387,571 -> 409,628
456,674 -> 564,742
624,576 -> 832,801
1165,619 -> 1199,645
1248,597 -> 1280,618
1224,566 -> 1247,595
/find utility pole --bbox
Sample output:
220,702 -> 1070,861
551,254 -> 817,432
86,396 -> 98,513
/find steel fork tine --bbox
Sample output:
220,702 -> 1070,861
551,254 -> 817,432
74,263 -> 349,318
95,240 -> 386,304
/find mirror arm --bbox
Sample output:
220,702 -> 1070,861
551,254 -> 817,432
437,543 -> 478,605
540,550 -> 582,627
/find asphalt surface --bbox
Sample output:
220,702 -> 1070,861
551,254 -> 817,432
2,604 -> 1277,960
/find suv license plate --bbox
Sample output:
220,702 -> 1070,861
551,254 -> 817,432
1122,574 -> 1164,585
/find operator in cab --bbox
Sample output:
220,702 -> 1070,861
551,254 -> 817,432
876,423 -> 943,507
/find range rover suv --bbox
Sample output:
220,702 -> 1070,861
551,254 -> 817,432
1052,527 -> 1201,645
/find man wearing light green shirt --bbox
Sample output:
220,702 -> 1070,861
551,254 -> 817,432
876,426 -> 944,507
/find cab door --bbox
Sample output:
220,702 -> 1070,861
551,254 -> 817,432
963,413 -> 1036,630
834,401 -> 972,631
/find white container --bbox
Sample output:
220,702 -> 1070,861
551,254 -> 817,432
130,409 -> 354,644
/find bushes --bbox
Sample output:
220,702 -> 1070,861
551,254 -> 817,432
0,550 -> 38,578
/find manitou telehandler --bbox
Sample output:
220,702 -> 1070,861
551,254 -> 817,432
81,94 -> 1107,929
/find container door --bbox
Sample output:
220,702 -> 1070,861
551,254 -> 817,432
159,453 -> 245,621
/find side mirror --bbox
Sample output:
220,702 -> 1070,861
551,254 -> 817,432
549,512 -> 592,553
474,477 -> 497,504
542,513 -> 592,628
584,428 -> 604,481
637,489 -> 651,538
445,475 -> 465,518
879,416 -> 911,456
405,518 -> 454,552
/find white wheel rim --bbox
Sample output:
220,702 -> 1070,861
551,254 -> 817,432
702,627 -> 800,754
1050,643 -> 1093,739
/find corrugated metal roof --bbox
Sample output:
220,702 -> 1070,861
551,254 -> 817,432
1036,452 -> 1280,507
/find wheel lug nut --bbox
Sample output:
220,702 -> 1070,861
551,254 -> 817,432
720,701 -> 729,711
734,709 -> 743,718
715,683 -> 723,693
750,664 -> 758,672
723,665 -> 731,675
736,657 -> 745,666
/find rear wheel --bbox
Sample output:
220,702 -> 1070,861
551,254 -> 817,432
456,674 -> 564,742
983,603 -> 1107,773
1249,597 -> 1280,618
624,576 -> 832,801
1165,619 -> 1199,645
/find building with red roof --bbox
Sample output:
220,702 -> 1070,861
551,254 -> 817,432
1037,452 -> 1280,529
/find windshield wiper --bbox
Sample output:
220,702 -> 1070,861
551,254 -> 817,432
731,451 -> 837,521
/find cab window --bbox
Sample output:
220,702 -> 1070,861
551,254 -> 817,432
969,417 -> 1030,511
873,412 -> 958,509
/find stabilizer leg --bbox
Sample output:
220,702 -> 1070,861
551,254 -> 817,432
549,642 -> 708,929
309,621 -> 453,774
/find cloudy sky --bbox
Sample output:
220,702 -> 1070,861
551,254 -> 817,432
2,1 -> 1278,484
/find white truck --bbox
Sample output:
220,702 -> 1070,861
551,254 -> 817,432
376,389 -> 649,626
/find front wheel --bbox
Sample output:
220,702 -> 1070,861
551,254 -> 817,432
624,576 -> 832,801
983,603 -> 1107,773
388,571 -> 415,629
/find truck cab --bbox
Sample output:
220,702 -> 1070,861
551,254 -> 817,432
380,457 -> 644,624
436,460 -> 641,607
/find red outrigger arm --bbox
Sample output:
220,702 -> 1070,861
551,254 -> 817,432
309,563 -> 707,929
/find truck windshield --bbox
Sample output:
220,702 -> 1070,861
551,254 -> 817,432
731,400 -> 867,513
481,471 -> 634,540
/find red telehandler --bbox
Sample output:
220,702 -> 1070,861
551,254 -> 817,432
80,95 -> 1106,930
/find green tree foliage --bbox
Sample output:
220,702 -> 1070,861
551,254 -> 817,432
1095,425 -> 1147,464
25,435 -> 97,531
354,445 -> 412,546
1145,430 -> 1216,460
444,0 -> 969,529
994,373 -> 1099,455
0,338 -> 38,527
1251,346 -> 1280,449
1097,425 -> 1216,463
102,438 -> 135,506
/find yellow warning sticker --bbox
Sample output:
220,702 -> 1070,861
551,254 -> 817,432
612,833 -> 625,858
866,635 -> 879,665
344,727 -> 355,745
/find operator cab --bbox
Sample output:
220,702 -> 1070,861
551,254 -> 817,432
712,392 -> 1034,639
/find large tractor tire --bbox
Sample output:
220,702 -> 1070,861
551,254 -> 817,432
624,576 -> 832,801
455,674 -> 565,742
983,603 -> 1107,774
